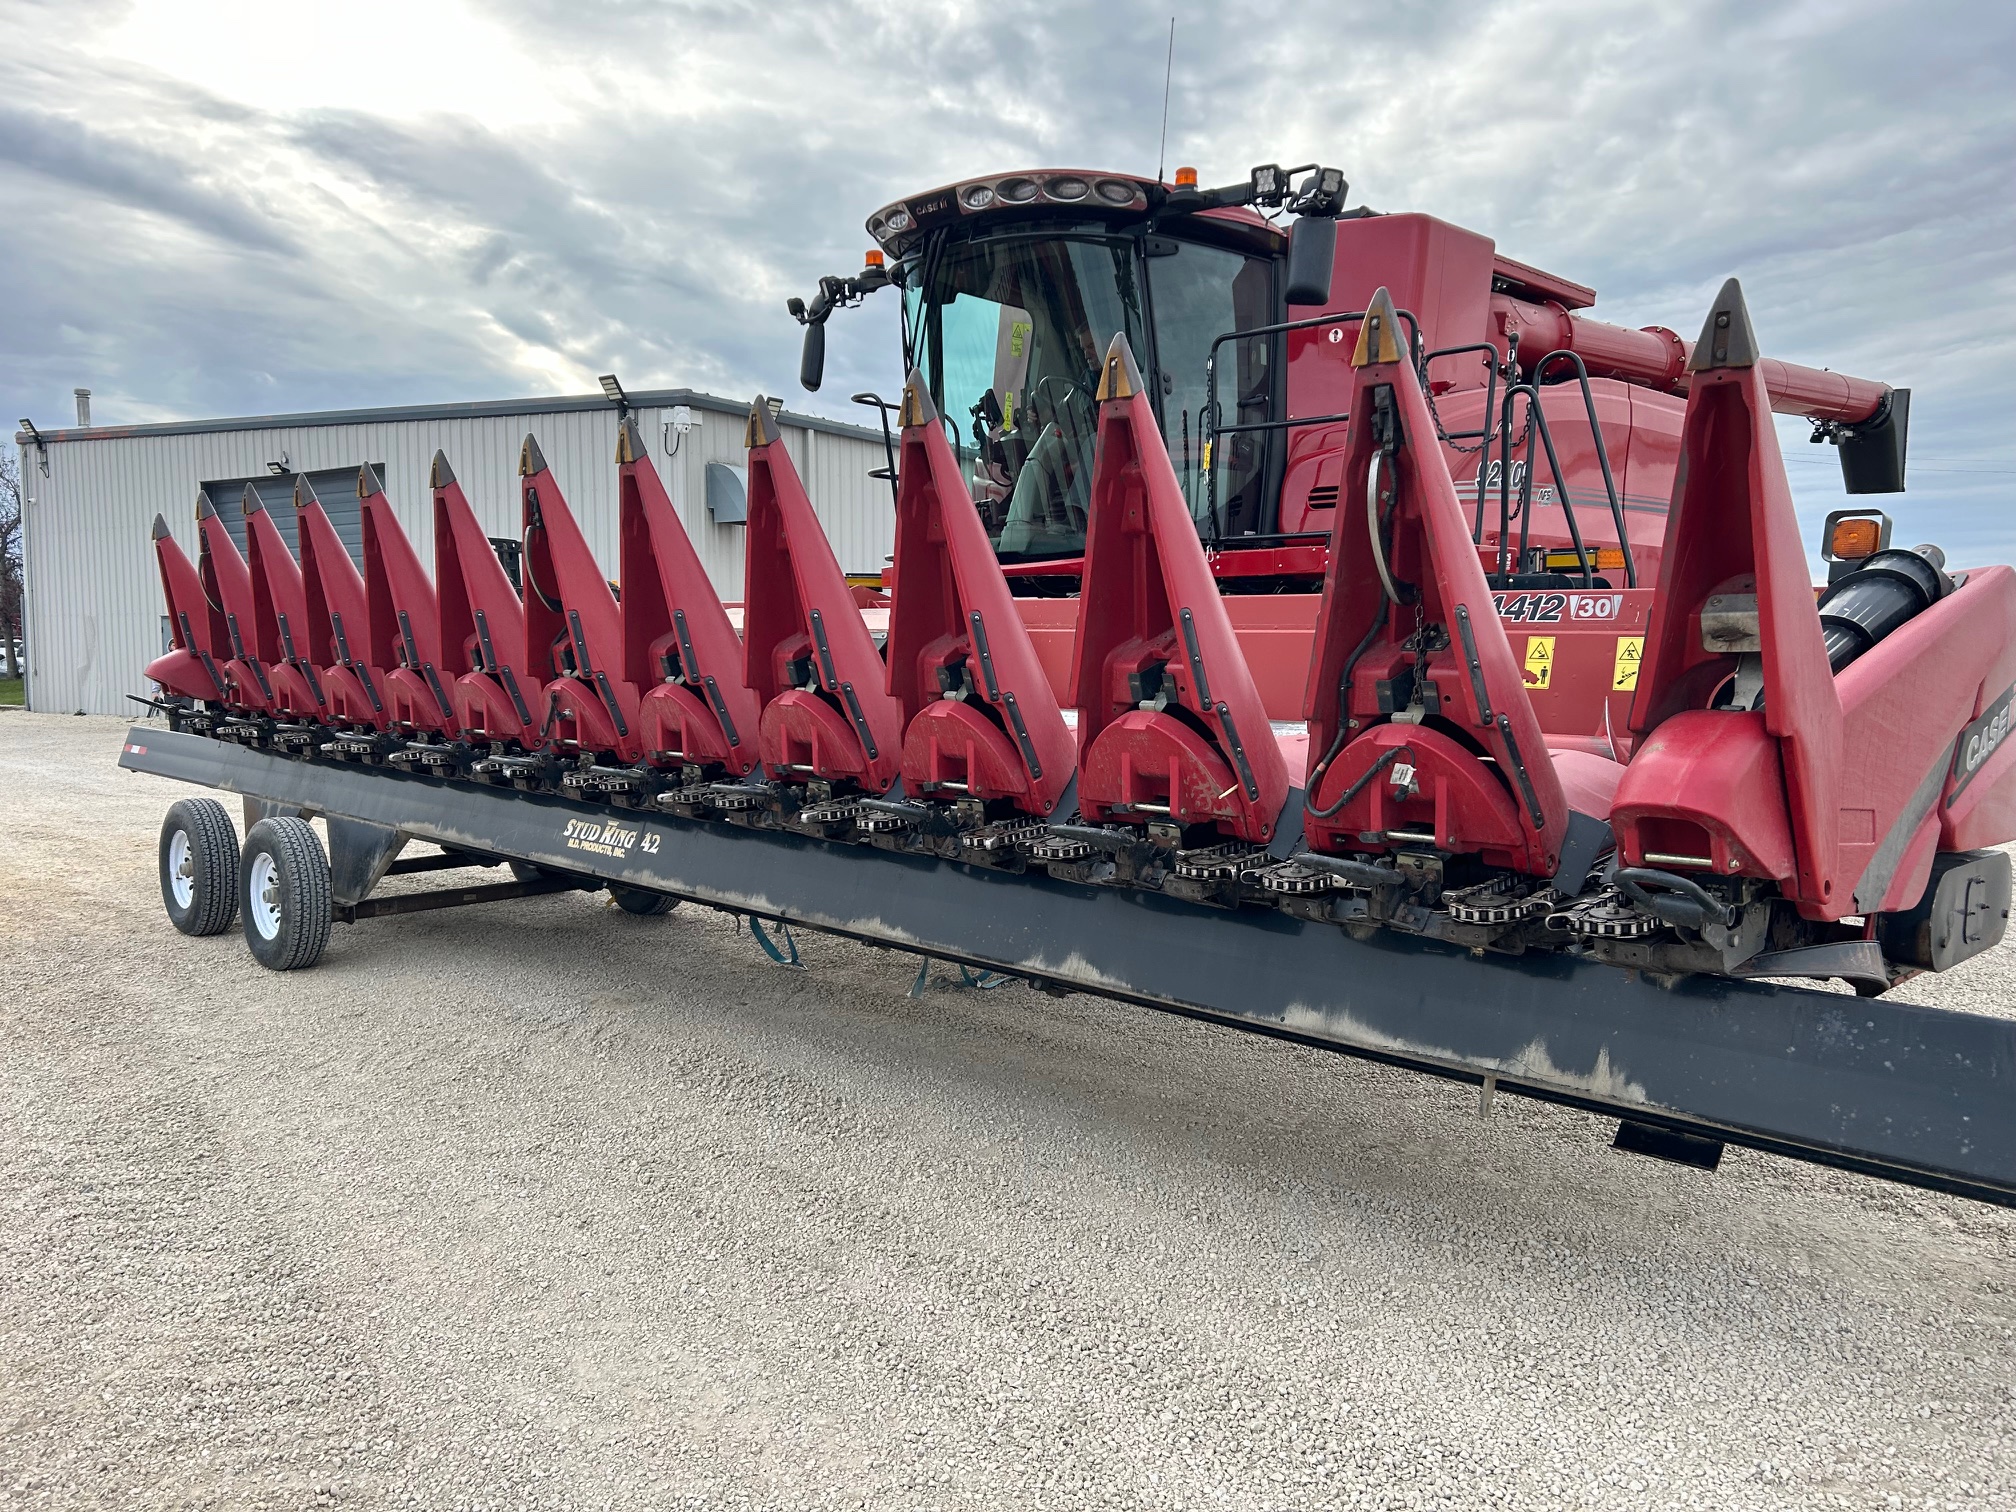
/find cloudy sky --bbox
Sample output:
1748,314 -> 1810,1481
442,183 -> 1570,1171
4,0 -> 2013,557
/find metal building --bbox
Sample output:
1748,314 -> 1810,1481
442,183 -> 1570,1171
13,388 -> 895,716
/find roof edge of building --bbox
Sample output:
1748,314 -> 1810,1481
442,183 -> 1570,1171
13,388 -> 883,447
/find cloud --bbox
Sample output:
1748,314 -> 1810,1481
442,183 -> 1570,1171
0,104 -> 294,255
1,0 -> 2011,554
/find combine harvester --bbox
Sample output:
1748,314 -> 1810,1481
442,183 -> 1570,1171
126,164 -> 2016,1206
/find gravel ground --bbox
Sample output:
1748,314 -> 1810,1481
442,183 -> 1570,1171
2,709 -> 2013,1512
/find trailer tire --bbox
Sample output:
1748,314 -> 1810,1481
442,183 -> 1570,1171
239,817 -> 333,971
159,798 -> 240,937
512,860 -> 601,893
609,885 -> 679,917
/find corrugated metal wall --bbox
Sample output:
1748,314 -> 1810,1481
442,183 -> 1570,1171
21,399 -> 892,715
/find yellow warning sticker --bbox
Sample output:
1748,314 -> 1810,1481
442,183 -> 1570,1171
1613,635 -> 1644,690
1523,635 -> 1555,690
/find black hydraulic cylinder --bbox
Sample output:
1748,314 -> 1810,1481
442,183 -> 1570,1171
1818,544 -> 1951,672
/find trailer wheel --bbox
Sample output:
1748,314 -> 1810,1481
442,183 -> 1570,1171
239,817 -> 333,971
609,885 -> 679,917
159,798 -> 240,936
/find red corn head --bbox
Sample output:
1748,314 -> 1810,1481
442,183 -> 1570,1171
519,434 -> 639,760
195,487 -> 275,710
146,511 -> 230,703
358,465 -> 453,735
295,475 -> 385,728
742,398 -> 905,792
617,416 -> 758,775
1070,334 -> 1288,843
241,485 -> 326,716
431,451 -> 539,746
886,370 -> 1074,815
1614,278 -> 2016,918
1301,288 -> 1614,879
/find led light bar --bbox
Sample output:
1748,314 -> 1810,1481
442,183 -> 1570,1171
866,171 -> 1153,251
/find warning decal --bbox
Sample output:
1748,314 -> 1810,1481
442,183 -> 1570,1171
1613,635 -> 1644,691
1523,635 -> 1555,690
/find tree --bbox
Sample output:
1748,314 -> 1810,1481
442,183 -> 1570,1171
0,441 -> 22,679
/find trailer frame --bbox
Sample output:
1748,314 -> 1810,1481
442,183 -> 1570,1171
121,724 -> 2016,1208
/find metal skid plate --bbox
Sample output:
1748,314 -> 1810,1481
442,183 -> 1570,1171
119,726 -> 2016,1207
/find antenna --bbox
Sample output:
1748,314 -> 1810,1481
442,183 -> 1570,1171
1155,17 -> 1176,183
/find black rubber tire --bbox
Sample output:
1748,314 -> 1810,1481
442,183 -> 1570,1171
512,860 -> 601,893
159,798 -> 240,937
238,817 -> 333,971
609,885 -> 679,917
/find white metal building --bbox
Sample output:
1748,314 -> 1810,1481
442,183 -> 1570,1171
14,389 -> 895,716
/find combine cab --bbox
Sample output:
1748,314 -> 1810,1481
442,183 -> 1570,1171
128,161 -> 2016,1210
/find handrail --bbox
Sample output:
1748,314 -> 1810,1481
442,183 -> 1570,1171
1504,386 -> 1596,588
851,392 -> 900,506
1197,306 -> 1422,542
1416,341 -> 1503,543
1526,350 -> 1636,588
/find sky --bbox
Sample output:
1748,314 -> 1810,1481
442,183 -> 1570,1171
3,0 -> 2013,560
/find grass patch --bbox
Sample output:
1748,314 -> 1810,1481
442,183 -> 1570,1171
0,677 -> 22,706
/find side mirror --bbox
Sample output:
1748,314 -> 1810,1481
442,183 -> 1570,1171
800,322 -> 826,393
1284,216 -> 1336,306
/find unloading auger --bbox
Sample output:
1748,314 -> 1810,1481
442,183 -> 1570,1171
128,231 -> 2016,1207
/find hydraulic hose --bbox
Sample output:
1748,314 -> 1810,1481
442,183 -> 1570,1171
1367,450 -> 1403,605
1614,868 -> 1733,931
1306,743 -> 1413,823
1303,596 -> 1390,817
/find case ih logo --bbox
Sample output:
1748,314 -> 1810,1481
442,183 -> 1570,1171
1948,686 -> 2014,806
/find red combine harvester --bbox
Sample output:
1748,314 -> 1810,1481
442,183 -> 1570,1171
128,163 -> 2016,1208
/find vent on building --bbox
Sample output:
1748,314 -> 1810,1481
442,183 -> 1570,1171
201,466 -> 385,566
706,462 -> 749,524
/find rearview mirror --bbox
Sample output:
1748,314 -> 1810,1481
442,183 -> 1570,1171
1284,216 -> 1336,306
800,322 -> 826,393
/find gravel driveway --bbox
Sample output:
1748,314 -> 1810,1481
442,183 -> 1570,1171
1,711 -> 2012,1511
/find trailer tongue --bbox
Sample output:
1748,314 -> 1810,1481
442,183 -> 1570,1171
128,163 -> 2016,1209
